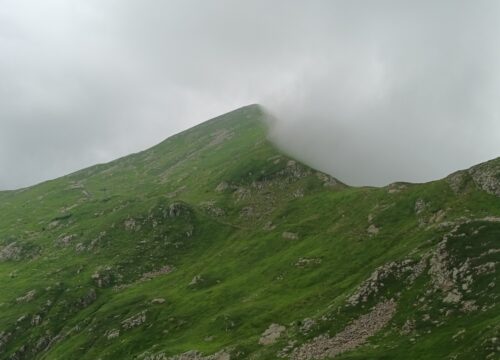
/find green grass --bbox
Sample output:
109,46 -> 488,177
0,105 -> 498,360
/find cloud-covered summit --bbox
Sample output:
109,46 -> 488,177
1,0 -> 499,188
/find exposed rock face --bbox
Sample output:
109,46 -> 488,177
277,160 -> 312,180
263,221 -> 276,231
141,349 -> 230,360
55,234 -> 75,247
141,265 -> 174,281
215,182 -> 229,192
428,209 -> 447,225
427,220 -> 497,311
259,323 -> 286,345
122,311 -> 147,330
468,158 -> 500,197
447,158 -> 500,196
16,289 -> 37,303
366,224 -> 380,236
293,188 -> 305,198
106,329 -> 120,339
295,258 -> 322,268
446,171 -> 470,194
282,232 -> 299,240
414,199 -> 428,215
428,239 -> 456,295
316,172 -> 338,187
347,257 -> 427,306
233,187 -> 250,202
299,318 -> 317,334
151,298 -> 166,304
199,201 -> 225,217
0,242 -> 22,261
400,319 -> 416,335
387,183 -> 407,194
124,218 -> 139,231
290,300 -> 397,360
31,314 -> 42,326
189,274 -> 203,286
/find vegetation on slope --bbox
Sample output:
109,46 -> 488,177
0,105 -> 498,360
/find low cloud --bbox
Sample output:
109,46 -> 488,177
1,1 -> 499,188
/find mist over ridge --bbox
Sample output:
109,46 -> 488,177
1,1 -> 500,188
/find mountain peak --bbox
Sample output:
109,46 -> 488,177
0,106 -> 498,359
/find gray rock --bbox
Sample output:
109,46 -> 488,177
291,300 -> 397,360
259,323 -> 286,345
468,158 -> 500,197
151,298 -> 166,305
282,232 -> 299,240
122,311 -> 147,330
16,289 -> 37,303
0,242 -> 22,261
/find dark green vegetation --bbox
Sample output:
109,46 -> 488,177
0,105 -> 498,360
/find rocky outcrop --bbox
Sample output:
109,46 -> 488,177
468,158 -> 500,197
263,221 -> 276,231
140,349 -> 230,360
282,232 -> 299,240
55,234 -> 76,247
366,224 -> 379,236
31,314 -> 42,326
141,265 -> 174,281
295,258 -> 322,268
259,323 -> 286,345
199,201 -> 225,217
91,266 -> 122,288
414,199 -> 428,215
232,187 -> 250,202
106,329 -> 120,340
387,183 -> 407,194
124,218 -> 140,231
426,220 -> 497,312
151,298 -> 166,305
16,289 -> 37,303
0,242 -> 23,261
122,311 -> 147,330
215,182 -> 230,192
447,158 -> 500,196
446,171 -> 470,194
347,257 -> 427,306
299,318 -> 317,335
290,300 -> 397,359
316,172 -> 339,187
189,274 -> 203,286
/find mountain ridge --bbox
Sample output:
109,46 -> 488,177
4,103 -> 498,193
0,105 -> 498,360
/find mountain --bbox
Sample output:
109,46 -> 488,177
0,105 -> 499,360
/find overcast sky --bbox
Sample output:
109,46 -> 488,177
1,0 -> 499,190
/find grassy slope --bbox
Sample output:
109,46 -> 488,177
0,105 -> 498,360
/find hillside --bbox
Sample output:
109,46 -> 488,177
0,104 -> 499,360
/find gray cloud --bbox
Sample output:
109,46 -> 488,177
1,0 -> 499,189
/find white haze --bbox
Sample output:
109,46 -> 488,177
0,0 -> 499,189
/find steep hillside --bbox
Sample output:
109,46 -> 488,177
0,105 -> 499,360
